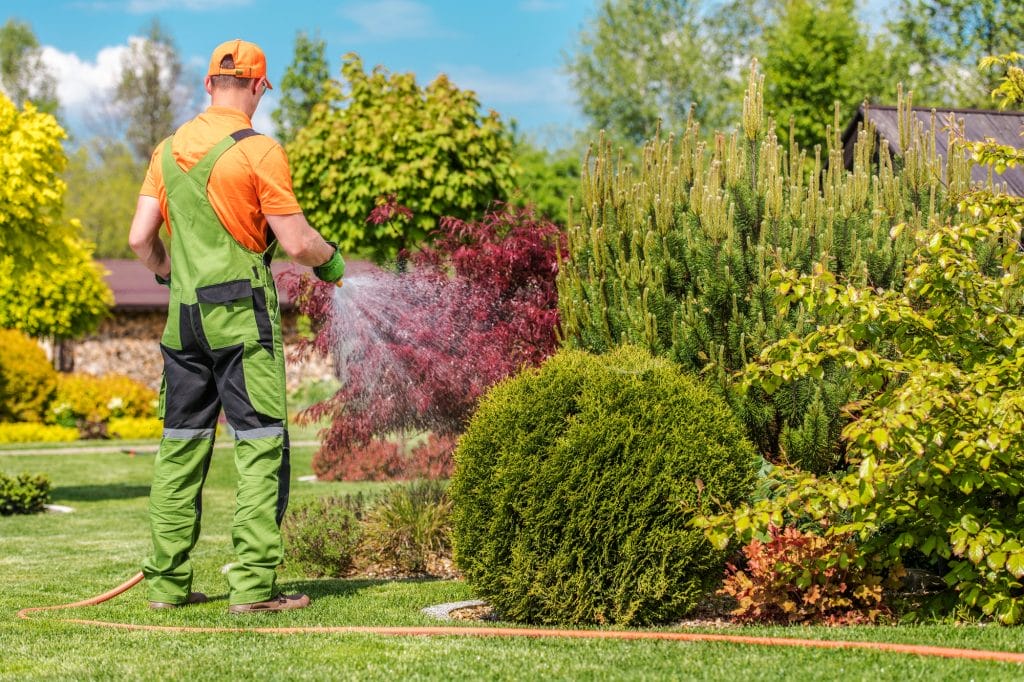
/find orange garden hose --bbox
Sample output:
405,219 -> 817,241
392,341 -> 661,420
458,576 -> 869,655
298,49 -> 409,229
16,573 -> 1024,665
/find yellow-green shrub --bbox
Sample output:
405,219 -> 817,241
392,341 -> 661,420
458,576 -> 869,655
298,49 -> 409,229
50,373 -> 156,425
0,422 -> 78,443
0,329 -> 57,423
108,417 -> 162,440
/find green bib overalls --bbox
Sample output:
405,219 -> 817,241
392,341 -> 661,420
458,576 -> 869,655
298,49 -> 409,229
142,129 -> 290,606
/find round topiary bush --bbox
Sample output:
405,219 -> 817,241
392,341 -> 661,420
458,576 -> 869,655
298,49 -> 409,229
0,329 -> 57,423
450,345 -> 758,626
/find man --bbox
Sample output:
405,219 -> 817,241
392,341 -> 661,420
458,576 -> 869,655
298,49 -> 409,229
128,39 -> 344,614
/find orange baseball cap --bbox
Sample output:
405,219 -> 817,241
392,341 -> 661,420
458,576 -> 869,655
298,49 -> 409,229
207,39 -> 272,88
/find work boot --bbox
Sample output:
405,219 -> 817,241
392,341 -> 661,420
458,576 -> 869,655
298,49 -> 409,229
228,593 -> 310,614
148,592 -> 208,609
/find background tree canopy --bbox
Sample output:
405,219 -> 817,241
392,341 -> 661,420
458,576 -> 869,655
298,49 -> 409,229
0,93 -> 111,340
287,53 -> 517,262
564,0 -> 1024,148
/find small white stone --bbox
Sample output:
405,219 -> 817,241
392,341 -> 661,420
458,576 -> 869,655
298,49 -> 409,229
44,504 -> 74,514
297,475 -> 318,482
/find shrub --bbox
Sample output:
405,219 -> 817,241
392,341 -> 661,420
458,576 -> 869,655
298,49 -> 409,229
50,373 -> 157,430
450,346 -> 758,626
311,432 -> 456,481
0,329 -> 57,423
699,56 -> 1024,625
406,433 -> 455,479
311,438 -> 406,482
557,64 -> 965,472
720,525 -> 893,625
0,422 -> 78,444
281,495 -> 365,577
107,417 -> 162,440
287,203 -> 564,479
0,472 -> 52,515
361,479 -> 452,574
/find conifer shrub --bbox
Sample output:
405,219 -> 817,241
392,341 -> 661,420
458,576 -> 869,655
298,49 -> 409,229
0,329 -> 57,423
0,472 -> 52,515
450,346 -> 758,625
557,64 -> 968,472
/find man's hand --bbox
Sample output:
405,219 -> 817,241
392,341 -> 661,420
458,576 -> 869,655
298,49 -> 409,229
313,242 -> 345,285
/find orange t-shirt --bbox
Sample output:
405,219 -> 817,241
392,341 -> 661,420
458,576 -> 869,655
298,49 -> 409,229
139,106 -> 301,253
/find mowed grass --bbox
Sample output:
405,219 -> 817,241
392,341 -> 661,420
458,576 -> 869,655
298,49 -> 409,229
2,444 -> 1024,681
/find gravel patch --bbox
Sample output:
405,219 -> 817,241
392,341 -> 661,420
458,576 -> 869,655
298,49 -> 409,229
421,600 -> 488,621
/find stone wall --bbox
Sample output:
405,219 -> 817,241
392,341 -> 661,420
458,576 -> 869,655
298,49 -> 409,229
70,310 -> 334,391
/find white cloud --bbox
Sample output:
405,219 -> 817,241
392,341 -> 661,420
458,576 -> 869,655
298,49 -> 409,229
338,0 -> 455,41
40,43 -> 128,109
519,0 -> 564,11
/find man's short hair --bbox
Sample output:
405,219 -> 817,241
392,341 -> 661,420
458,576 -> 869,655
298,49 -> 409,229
210,55 -> 252,91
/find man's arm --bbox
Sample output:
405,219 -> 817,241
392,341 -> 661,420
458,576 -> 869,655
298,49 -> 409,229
128,195 -> 170,279
265,212 -> 335,267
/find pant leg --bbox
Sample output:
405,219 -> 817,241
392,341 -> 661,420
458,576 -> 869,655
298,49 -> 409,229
142,341 -> 221,604
213,338 -> 289,605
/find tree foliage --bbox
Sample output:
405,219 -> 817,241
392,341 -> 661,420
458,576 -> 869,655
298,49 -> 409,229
63,138 -> 143,258
698,55 -> 1024,625
272,30 -> 330,145
892,0 -> 1024,107
113,20 -> 196,162
0,19 -> 57,115
284,203 -> 564,479
557,64 -> 966,471
288,53 -> 517,262
0,94 -> 111,339
508,136 -> 581,227
565,0 -> 744,144
762,0 -> 901,151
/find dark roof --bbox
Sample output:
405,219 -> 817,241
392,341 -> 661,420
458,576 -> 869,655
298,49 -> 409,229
98,258 -> 376,311
841,104 -> 1024,196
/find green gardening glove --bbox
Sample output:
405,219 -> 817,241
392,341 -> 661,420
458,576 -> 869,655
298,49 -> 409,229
313,242 -> 345,285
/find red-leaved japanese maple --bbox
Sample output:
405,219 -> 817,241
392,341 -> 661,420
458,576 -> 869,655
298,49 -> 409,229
281,202 -> 565,479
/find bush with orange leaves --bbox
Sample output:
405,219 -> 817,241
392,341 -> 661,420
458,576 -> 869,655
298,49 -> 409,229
720,525 -> 897,625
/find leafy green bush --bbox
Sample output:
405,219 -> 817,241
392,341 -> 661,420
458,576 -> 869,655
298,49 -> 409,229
361,479 -> 451,574
281,495 -> 364,577
0,329 -> 57,423
0,472 -> 52,515
107,417 -> 162,440
451,346 -> 758,626
0,422 -> 78,444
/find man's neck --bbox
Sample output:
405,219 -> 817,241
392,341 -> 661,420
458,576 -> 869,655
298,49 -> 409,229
209,93 -> 255,120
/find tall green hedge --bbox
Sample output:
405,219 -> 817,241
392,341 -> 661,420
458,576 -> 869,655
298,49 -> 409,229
557,67 -> 968,471
450,346 -> 757,625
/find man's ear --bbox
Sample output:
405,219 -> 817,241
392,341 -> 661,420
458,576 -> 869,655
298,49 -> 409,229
204,76 -> 214,95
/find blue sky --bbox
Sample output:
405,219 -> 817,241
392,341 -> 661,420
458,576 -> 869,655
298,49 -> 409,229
9,0 -> 594,146
8,0 -> 892,146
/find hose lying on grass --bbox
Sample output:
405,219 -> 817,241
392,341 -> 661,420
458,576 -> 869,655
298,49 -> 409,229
17,573 -> 1024,665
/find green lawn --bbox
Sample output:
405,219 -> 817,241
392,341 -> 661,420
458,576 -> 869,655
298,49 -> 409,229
2,445 -> 1023,681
